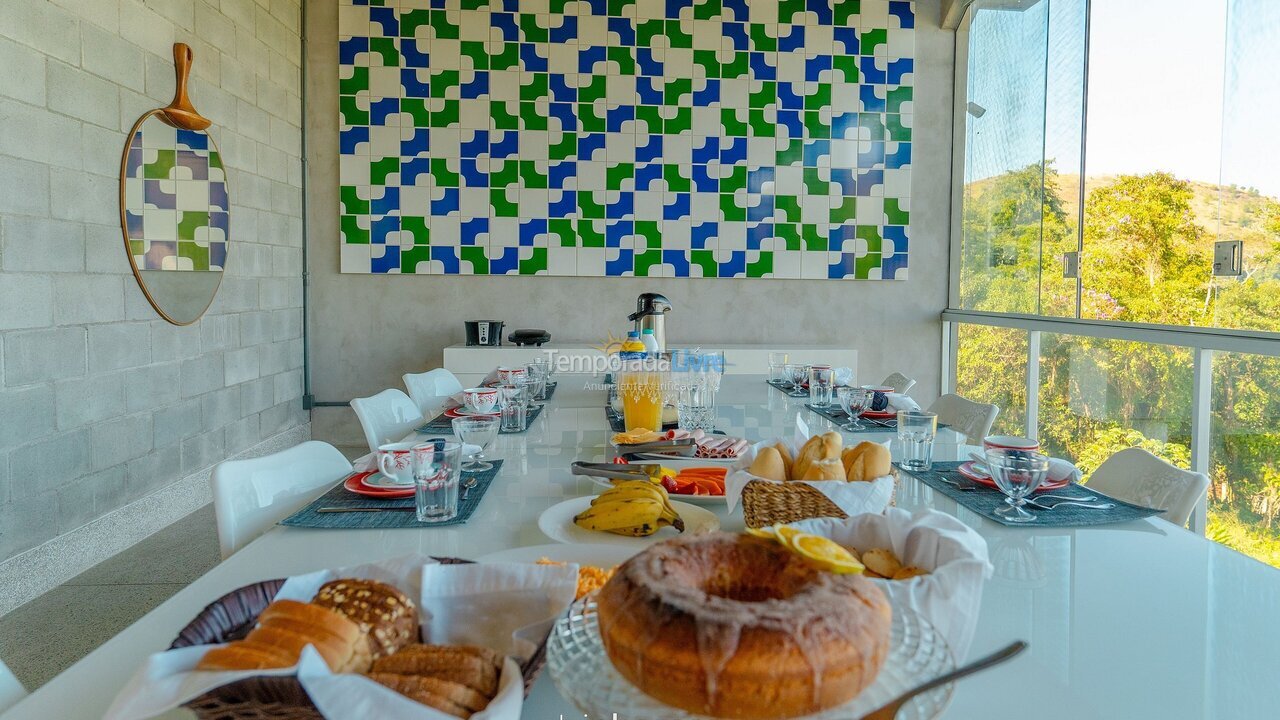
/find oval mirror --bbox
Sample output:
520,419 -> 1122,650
118,45 -> 228,325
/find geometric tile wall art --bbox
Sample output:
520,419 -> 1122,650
122,118 -> 229,272
338,0 -> 913,278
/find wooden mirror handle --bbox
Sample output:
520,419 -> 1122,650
160,43 -> 211,131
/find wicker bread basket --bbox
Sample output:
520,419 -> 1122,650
169,557 -> 548,719
741,473 -> 898,528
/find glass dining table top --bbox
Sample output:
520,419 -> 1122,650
6,374 -> 1279,719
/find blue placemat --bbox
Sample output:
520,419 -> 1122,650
899,461 -> 1164,527
416,404 -> 544,434
766,378 -> 809,397
280,460 -> 503,529
804,404 -> 950,432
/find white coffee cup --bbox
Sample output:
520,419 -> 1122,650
376,441 -> 418,485
463,387 -> 500,414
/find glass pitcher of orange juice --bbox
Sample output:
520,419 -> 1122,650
618,367 -> 664,432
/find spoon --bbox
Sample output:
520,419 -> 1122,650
461,474 -> 479,500
858,641 -> 1028,720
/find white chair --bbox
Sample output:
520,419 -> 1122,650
0,658 -> 27,715
880,372 -> 917,394
210,441 -> 353,559
351,388 -> 425,453
1086,448 -> 1209,528
927,393 -> 999,445
403,368 -> 464,418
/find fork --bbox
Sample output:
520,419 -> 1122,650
858,641 -> 1028,720
1026,499 -> 1115,511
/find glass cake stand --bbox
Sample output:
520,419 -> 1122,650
546,596 -> 955,720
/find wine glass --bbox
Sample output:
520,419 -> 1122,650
451,416 -> 499,472
786,363 -> 809,395
984,449 -> 1050,523
837,386 -> 872,430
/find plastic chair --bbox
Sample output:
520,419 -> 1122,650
0,658 -> 27,715
1086,448 -> 1209,528
351,388 -> 426,454
880,372 -> 917,394
403,368 -> 464,418
210,441 -> 353,559
927,393 -> 999,445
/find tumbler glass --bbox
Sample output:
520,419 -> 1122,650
497,383 -> 528,432
412,440 -> 463,522
768,352 -> 790,383
809,364 -> 834,408
897,411 -> 938,471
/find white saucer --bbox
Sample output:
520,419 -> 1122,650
361,472 -> 415,490
474,543 -> 639,567
450,407 -> 501,417
538,496 -> 720,547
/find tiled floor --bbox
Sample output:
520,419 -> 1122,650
0,505 -> 221,691
0,445 -> 368,693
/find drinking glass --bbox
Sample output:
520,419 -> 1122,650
497,383 -> 528,432
531,356 -> 555,391
785,363 -> 808,394
768,352 -> 790,383
897,411 -> 938,471
524,362 -> 548,404
452,415 -> 499,471
618,367 -> 665,432
411,440 -> 463,522
809,365 -> 834,408
985,449 -> 1050,523
836,386 -> 872,430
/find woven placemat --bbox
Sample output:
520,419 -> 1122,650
417,404 -> 544,434
741,479 -> 850,528
766,378 -> 810,397
279,460 -> 502,529
803,403 -> 925,432
901,461 -> 1164,527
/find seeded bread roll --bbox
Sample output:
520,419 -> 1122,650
313,579 -> 419,659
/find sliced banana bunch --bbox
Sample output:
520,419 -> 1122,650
574,481 -> 685,537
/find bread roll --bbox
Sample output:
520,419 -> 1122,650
800,457 -> 846,481
773,442 -> 794,479
369,673 -> 473,718
748,446 -> 787,481
861,548 -> 903,578
245,625 -> 346,670
792,432 -> 842,481
371,646 -> 500,697
196,642 -> 296,671
313,579 -> 419,659
369,672 -> 491,713
844,441 -> 891,481
893,566 -> 929,580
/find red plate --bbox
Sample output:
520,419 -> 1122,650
861,409 -> 897,419
344,471 -> 414,498
957,462 -> 1069,492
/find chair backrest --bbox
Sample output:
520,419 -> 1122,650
0,657 -> 27,715
403,368 -> 464,418
350,388 -> 425,454
927,393 -> 999,445
881,372 -> 917,394
210,441 -> 353,559
1086,447 -> 1209,527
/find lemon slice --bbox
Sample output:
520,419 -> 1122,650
745,526 -> 777,539
792,535 -> 865,575
774,525 -> 806,550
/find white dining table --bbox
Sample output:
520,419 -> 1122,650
6,375 -> 1280,719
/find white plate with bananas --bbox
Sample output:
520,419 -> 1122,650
538,496 -> 721,547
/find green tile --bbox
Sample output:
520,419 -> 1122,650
801,224 -> 826,251
720,108 -> 748,136
748,24 -> 776,52
143,149 -> 175,179
720,166 -> 747,193
886,114 -> 911,141
491,42 -> 519,70
690,249 -> 717,277
339,96 -> 369,126
402,216 -> 430,244
606,162 -> 634,191
519,14 -> 548,43
861,28 -> 886,55
490,161 -> 519,188
430,9 -> 459,40
430,70 -> 460,100
635,220 -> 662,248
859,113 -> 886,140
401,245 -> 432,272
830,197 -> 857,223
549,218 -> 576,246
637,19 -> 665,46
803,110 -> 830,138
805,83 -> 831,111
886,86 -> 913,114
778,0 -> 806,23
341,187 -> 373,224
636,105 -> 663,132
520,73 -> 549,102
491,188 -> 518,216
665,78 -> 692,105
461,41 -> 489,70
578,220 -> 606,247
519,101 -> 548,130
370,37 -> 398,67
177,210 -> 208,241
431,158 -> 460,187
803,167 -> 827,195
693,0 -> 723,21
834,0 -> 861,26
578,191 -> 606,218
491,100 -> 519,130
665,19 -> 692,48
550,133 -> 576,160
371,157 -> 399,185
833,56 -> 860,83
775,195 -> 801,222
748,109 -> 776,137
461,245 -> 489,274
776,138 -> 803,165
664,107 -> 692,133
519,160 -> 548,189
432,100 -> 459,127
749,81 -> 776,109
775,222 -> 801,251
608,0 -> 636,16
519,247 -> 547,275
664,164 -> 691,192
579,76 -> 607,104
746,250 -> 772,277
885,198 -> 909,225
720,194 -> 745,221
694,50 -> 720,78
721,51 -> 749,78
608,46 -> 636,75
854,252 -> 882,279
340,67 -> 368,96
857,225 -> 882,253
578,103 -> 606,132
400,9 -> 431,37
178,237 -> 210,270
461,0 -> 487,9
342,215 -> 370,244
634,249 -> 662,276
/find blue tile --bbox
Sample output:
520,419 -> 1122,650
371,186 -> 400,215
663,249 -> 691,276
459,130 -> 488,158
549,102 -> 578,130
340,126 -> 370,154
720,137 -> 747,165
519,218 -> 548,246
828,252 -> 856,279
746,222 -> 773,248
491,131 -> 520,158
491,13 -> 519,42
370,6 -> 398,35
462,217 -> 489,245
637,76 -> 664,105
459,158 -> 488,186
717,249 -> 746,277
370,97 -> 399,124
749,52 -> 776,81
578,132 -> 606,161
579,45 -> 606,74
636,135 -> 663,163
691,221 -> 717,249
635,163 -> 663,190
605,221 -> 634,248
431,187 -> 459,215
776,110 -> 804,136
691,164 -> 717,192
402,128 -> 430,158
402,39 -> 429,67
664,193 -> 691,220
890,1 -> 915,29
606,105 -> 635,132
550,16 -> 578,43
339,37 -> 369,66
371,215 -> 400,245
371,244 -> 400,273
637,48 -> 665,76
549,189 -> 576,215
402,157 -> 431,185
490,246 -> 519,274
722,0 -> 749,21
549,74 -> 576,102
548,161 -> 577,189
833,28 -> 859,55
805,55 -> 832,83
606,191 -> 634,218
859,85 -> 886,112
401,69 -> 430,98
778,25 -> 805,52
460,71 -> 489,98
778,82 -> 805,110
520,43 -> 547,71
608,17 -> 636,45
885,142 -> 910,169
856,168 -> 884,196
692,136 -> 719,164
887,58 -> 913,85
723,22 -> 749,51
802,139 -> 831,167
605,248 -> 634,276
693,79 -> 720,105
860,56 -> 886,84
747,166 -> 774,193
806,0 -> 833,25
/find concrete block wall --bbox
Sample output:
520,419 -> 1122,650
0,0 -> 308,565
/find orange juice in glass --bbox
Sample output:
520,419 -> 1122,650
619,369 -> 664,432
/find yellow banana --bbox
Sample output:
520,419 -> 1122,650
574,496 -> 685,536
593,480 -> 668,505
